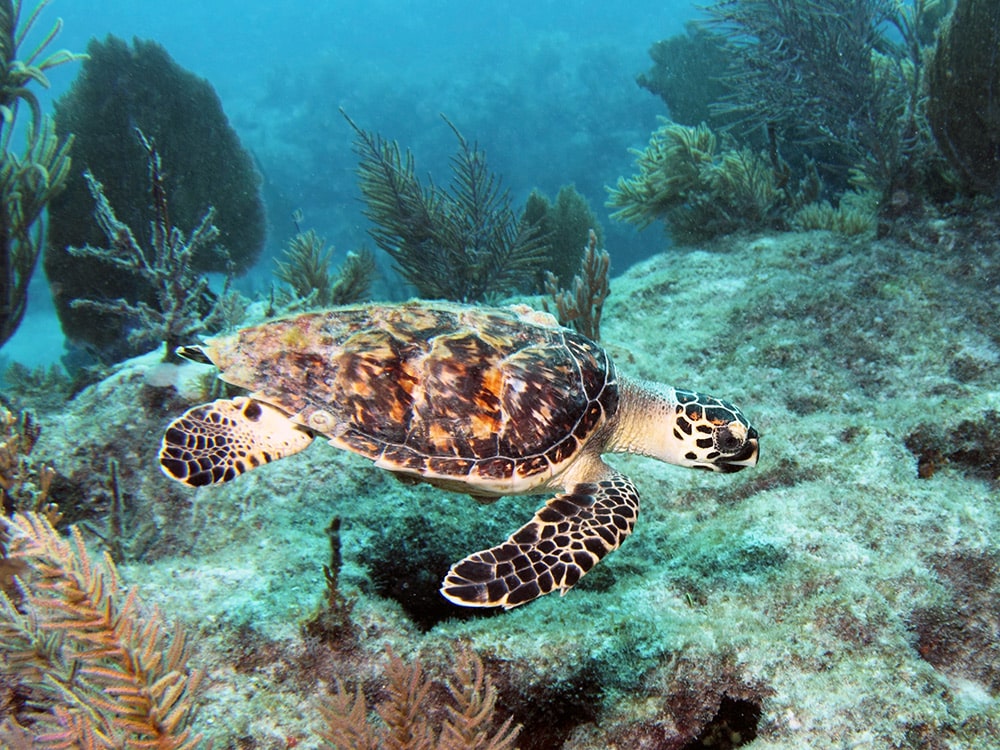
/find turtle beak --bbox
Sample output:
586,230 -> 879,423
175,344 -> 214,365
717,426 -> 760,473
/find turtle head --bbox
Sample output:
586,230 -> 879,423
612,380 -> 759,472
668,388 -> 759,473
173,331 -> 241,372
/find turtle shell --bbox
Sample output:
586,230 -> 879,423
199,301 -> 619,492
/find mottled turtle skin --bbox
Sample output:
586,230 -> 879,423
160,301 -> 759,609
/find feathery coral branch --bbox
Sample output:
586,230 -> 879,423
379,648 -> 435,750
440,649 -> 520,750
344,111 -> 545,302
316,645 -> 520,750
0,512 -> 204,748
275,228 -> 376,309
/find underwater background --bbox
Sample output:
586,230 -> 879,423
3,0 -> 1000,747
4,0 -> 676,368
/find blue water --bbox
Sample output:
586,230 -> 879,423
6,0 -> 691,368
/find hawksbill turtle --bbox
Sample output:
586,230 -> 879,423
159,301 -> 759,609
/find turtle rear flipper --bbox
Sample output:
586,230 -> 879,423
160,397 -> 313,487
440,469 -> 639,609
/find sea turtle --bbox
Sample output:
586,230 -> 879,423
159,301 -> 759,609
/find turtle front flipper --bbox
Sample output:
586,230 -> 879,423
440,470 -> 639,609
160,397 -> 313,487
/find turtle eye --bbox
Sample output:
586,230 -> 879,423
713,421 -> 747,454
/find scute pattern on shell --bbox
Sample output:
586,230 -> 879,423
201,302 -> 618,486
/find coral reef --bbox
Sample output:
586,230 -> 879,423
67,130 -> 227,363
0,0 -> 79,348
927,0 -> 1000,192
0,512 -> 204,747
542,229 -> 610,341
11,206 -> 1000,747
275,229 -> 376,309
26,348 -> 214,565
44,35 -> 264,362
607,120 -> 785,242
618,1 -> 960,238
346,113 -> 546,302
521,184 -> 603,288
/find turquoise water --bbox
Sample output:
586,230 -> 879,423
3,2 -> 1000,747
7,0 -> 679,367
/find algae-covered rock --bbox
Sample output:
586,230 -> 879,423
15,214 -> 1000,747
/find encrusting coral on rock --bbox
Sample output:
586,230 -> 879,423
6,218 -> 1000,747
0,512 -> 204,747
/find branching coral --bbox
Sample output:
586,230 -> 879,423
0,512 -> 204,747
0,0 -> 81,348
0,405 -> 57,599
67,129 -> 227,363
302,516 -> 356,647
317,646 -> 519,750
706,0 -> 896,133
543,229 -> 610,341
346,112 -> 546,302
45,35 -> 265,361
276,229 -> 334,302
608,120 -> 718,232
0,1 -> 81,128
607,120 -> 784,242
0,406 -> 55,519
275,228 -> 376,309
704,0 -> 944,197
708,147 -> 784,227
